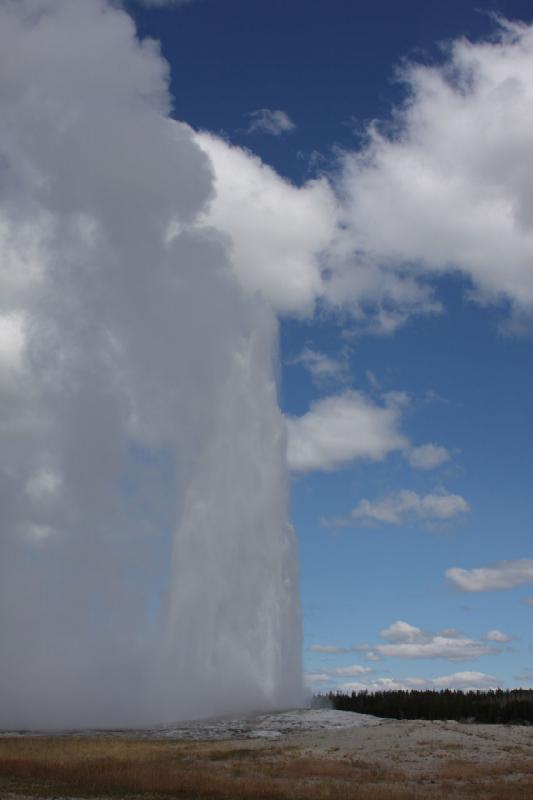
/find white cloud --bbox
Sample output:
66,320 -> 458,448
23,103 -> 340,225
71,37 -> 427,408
484,629 -> 514,643
329,489 -> 469,527
332,664 -> 374,677
304,672 -> 332,684
304,664 -> 373,686
309,621 -> 501,663
288,346 -> 349,385
374,638 -> 495,661
286,390 -> 408,473
181,21 -> 533,334
339,671 -> 501,693
323,250 -> 442,334
380,620 -> 426,643
334,18 -> 533,327
372,620 -> 498,661
245,108 -> 296,136
406,443 -> 451,470
446,560 -> 533,592
196,131 -> 337,315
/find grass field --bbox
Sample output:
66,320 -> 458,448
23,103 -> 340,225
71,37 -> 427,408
1,736 -> 533,800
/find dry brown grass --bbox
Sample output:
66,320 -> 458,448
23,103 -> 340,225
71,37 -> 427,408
0,738 -> 408,800
280,755 -> 404,783
438,757 -> 533,780
0,736 -> 532,800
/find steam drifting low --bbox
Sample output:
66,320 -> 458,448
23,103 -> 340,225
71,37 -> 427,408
0,0 -> 301,728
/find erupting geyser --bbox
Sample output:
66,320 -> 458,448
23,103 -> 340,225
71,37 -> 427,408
0,0 -> 301,729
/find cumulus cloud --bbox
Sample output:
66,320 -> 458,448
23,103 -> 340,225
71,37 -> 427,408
406,443 -> 451,470
380,621 -> 427,643
143,17 -> 533,342
196,19 -> 533,333
245,108 -> 296,136
446,560 -> 533,592
288,346 -> 349,386
196,131 -> 337,315
286,390 -> 408,472
326,489 -> 469,527
334,18 -> 533,327
338,671 -> 501,693
192,151 -> 417,334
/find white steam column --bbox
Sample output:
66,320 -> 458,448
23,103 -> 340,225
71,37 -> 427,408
0,0 -> 302,729
160,304 -> 302,720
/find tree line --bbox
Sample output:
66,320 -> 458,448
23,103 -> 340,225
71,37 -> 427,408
314,689 -> 533,724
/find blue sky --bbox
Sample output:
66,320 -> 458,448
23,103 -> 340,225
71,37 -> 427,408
125,0 -> 533,695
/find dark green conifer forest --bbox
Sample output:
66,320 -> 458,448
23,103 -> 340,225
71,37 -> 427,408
314,689 -> 533,724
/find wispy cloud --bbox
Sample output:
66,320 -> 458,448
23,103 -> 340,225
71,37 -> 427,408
337,671 -> 501,693
332,664 -> 374,677
308,644 -> 352,654
135,1 -> 197,7
483,629 -> 514,643
244,108 -> 296,136
304,664 -> 373,686
446,560 -> 533,592
288,347 -> 349,386
310,620 -> 502,662
325,489 -> 469,528
515,670 -> 533,683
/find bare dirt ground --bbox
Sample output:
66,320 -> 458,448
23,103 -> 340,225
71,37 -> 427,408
1,709 -> 533,799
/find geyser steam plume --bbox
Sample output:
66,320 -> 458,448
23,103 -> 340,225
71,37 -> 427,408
0,0 -> 301,728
